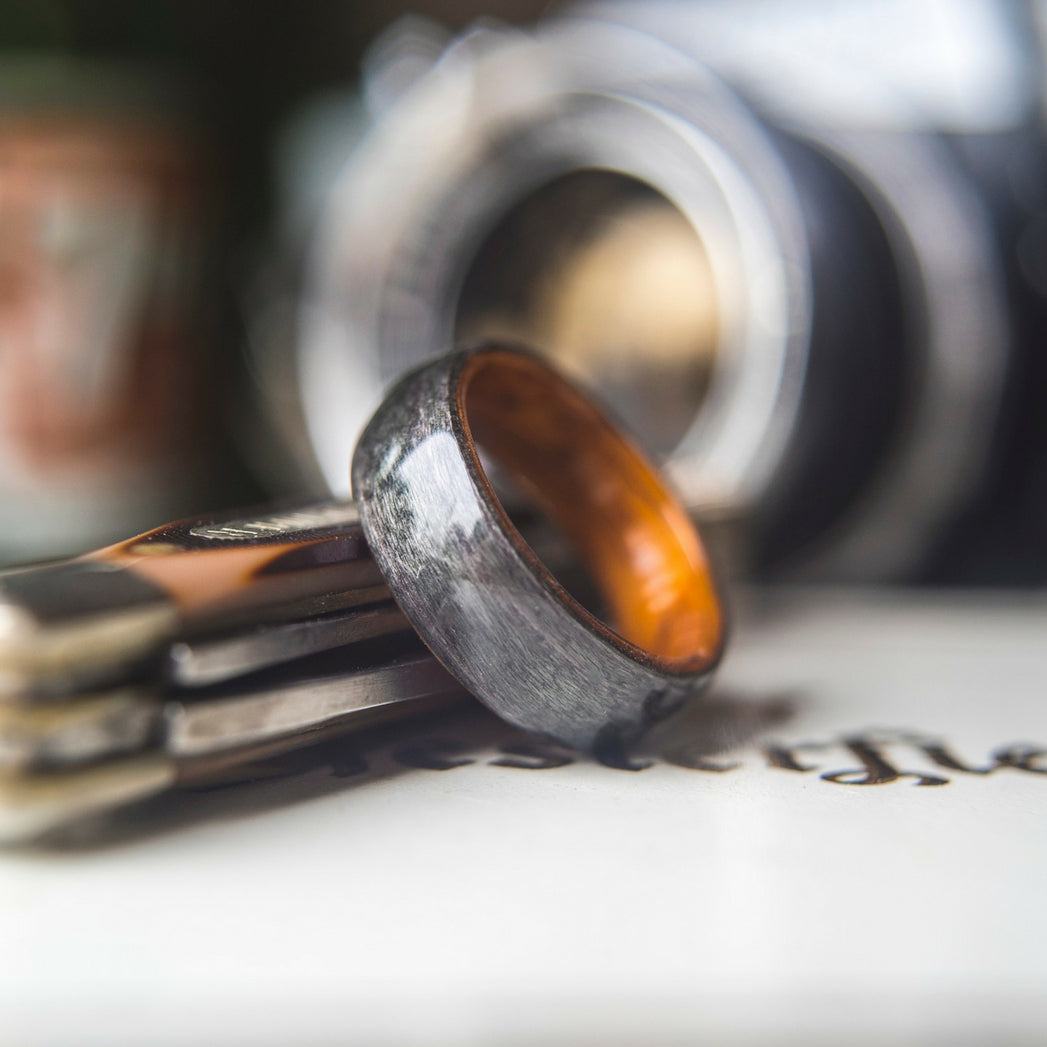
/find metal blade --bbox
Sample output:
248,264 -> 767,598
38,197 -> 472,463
167,602 -> 411,688
0,500 -> 390,701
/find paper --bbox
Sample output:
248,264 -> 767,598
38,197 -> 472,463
2,589 -> 1045,1045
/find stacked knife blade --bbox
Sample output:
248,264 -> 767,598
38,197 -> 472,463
0,501 -> 468,844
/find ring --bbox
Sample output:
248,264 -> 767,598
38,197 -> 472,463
351,345 -> 724,755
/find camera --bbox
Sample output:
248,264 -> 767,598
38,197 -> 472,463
290,0 -> 1047,582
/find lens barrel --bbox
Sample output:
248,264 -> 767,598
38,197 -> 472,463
294,10 -> 1047,582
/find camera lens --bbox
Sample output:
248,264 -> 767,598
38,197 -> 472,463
296,13 -> 1028,581
455,170 -> 720,460
299,20 -> 811,535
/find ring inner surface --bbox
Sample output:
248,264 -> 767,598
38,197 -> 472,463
460,350 -> 722,671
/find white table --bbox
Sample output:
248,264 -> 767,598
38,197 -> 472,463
3,589 -> 1045,1046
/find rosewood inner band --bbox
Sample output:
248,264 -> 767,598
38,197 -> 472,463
460,350 -> 722,670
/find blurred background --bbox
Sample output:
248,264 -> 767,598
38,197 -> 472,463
2,0 -> 1046,588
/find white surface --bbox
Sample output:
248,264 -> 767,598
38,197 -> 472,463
3,589 -> 1046,1046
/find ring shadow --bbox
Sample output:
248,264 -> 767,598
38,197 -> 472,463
30,684 -> 802,852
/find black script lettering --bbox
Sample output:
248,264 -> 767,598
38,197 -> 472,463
911,738 -> 993,775
992,744 -> 1047,775
764,743 -> 822,773
663,750 -> 739,773
392,738 -> 475,771
489,741 -> 575,770
821,735 -> 949,786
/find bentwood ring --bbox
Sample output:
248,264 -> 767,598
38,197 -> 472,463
351,345 -> 725,755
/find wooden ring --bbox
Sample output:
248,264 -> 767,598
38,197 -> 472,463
352,345 -> 724,753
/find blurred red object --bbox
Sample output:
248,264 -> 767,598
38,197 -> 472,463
0,70 -> 220,560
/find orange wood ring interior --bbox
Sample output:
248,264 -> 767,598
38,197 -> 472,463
461,350 -> 723,671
